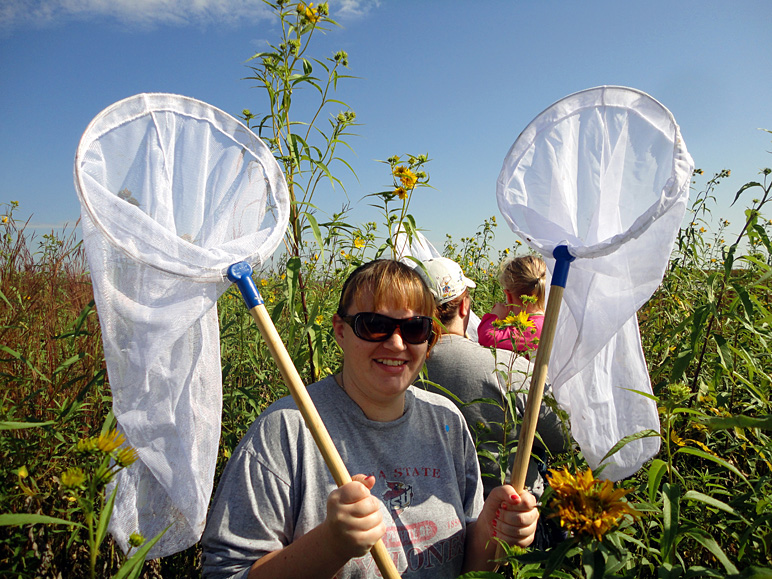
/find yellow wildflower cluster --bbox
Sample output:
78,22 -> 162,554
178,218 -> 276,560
115,446 -> 140,467
298,2 -> 326,24
547,467 -> 641,541
75,429 -> 138,466
393,166 -> 417,189
491,310 -> 535,332
60,467 -> 86,489
96,429 -> 126,453
354,236 -> 365,249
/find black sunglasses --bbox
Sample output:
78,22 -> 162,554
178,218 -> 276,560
338,312 -> 434,344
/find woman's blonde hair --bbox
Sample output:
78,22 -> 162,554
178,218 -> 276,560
498,255 -> 546,310
337,260 -> 439,349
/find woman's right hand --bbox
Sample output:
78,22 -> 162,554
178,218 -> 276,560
324,474 -> 386,560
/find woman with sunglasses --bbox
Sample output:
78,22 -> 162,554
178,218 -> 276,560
202,260 -> 538,579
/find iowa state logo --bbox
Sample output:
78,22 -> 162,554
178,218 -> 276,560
382,481 -> 413,514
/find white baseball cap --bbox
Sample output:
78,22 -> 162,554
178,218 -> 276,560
416,257 -> 476,305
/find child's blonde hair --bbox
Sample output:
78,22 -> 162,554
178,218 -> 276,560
498,255 -> 546,310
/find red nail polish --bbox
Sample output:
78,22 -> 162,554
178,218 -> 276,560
492,519 -> 497,527
511,494 -> 519,502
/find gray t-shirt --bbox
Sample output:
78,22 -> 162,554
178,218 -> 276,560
423,333 -> 568,498
201,376 -> 483,579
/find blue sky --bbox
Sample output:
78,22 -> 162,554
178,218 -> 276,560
2,0 -> 771,254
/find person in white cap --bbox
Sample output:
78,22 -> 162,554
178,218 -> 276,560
417,257 -> 568,548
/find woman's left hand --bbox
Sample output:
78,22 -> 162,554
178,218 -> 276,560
483,485 -> 539,548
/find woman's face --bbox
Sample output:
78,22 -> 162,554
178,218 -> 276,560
333,291 -> 429,422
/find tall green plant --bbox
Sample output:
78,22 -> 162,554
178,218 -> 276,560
242,0 -> 358,380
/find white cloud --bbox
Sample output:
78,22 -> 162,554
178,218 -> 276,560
0,0 -> 274,32
333,0 -> 380,18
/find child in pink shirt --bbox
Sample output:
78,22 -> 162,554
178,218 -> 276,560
478,255 -> 546,357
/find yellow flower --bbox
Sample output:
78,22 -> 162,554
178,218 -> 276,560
670,430 -> 686,447
547,467 -> 641,541
394,187 -> 407,200
354,236 -> 365,249
315,315 -> 324,324
699,227 -> 706,233
77,437 -> 98,454
299,2 -> 320,23
392,165 -> 417,189
61,467 -> 86,489
115,446 -> 139,467
1,215 -> 7,224
96,429 -> 126,453
260,279 -> 268,287
515,240 -> 522,246
16,466 -> 28,479
491,310 -> 535,332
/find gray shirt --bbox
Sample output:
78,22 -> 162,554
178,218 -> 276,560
201,376 -> 483,579
423,334 -> 568,498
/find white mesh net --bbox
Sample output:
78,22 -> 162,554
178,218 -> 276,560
496,86 -> 693,480
394,227 -> 481,341
74,93 -> 289,557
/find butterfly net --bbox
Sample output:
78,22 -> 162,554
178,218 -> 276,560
394,227 -> 482,341
496,86 -> 693,480
74,93 -> 289,557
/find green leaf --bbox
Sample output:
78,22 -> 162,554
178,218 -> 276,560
674,447 -> 751,487
540,536 -> 580,579
0,513 -> 81,527
661,483 -> 681,563
54,299 -> 96,339
0,287 -> 12,309
96,484 -> 119,550
701,414 -> 772,431
669,348 -> 694,382
731,181 -> 762,206
713,334 -> 732,371
648,459 -> 668,503
0,420 -> 56,431
111,525 -> 170,579
304,212 -> 324,262
582,543 -> 606,579
687,527 -> 738,574
286,256 -> 301,314
53,352 -> 86,375
598,429 -> 660,464
658,562 -> 683,579
682,490 -> 747,522
731,567 -> 772,579
0,344 -> 50,382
